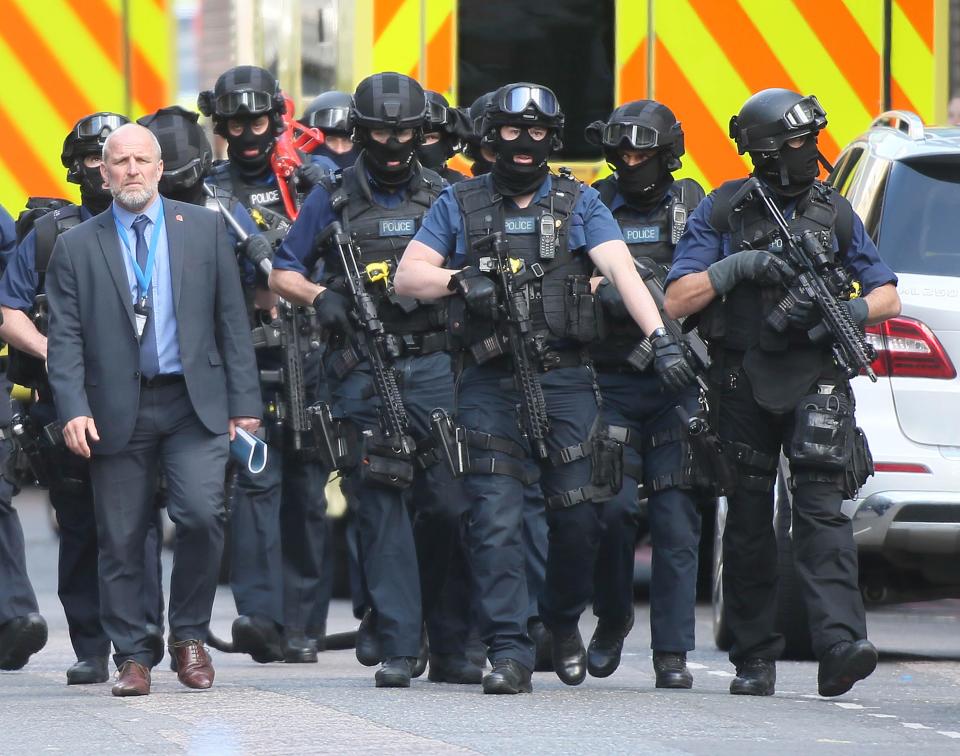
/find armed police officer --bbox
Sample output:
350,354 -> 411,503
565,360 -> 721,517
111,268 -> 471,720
200,66 -> 331,664
583,100 -> 706,688
396,82 -> 695,694
270,71 -> 478,688
302,90 -> 358,173
664,89 -> 900,697
417,91 -> 468,184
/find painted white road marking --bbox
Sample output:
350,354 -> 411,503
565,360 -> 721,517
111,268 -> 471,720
937,732 -> 960,739
707,671 -> 735,678
902,723 -> 931,730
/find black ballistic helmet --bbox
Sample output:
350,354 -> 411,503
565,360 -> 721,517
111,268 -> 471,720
482,82 -> 564,150
197,65 -> 286,138
729,88 -> 827,155
61,112 -> 129,183
585,100 -> 684,170
352,72 -> 427,132
302,90 -> 354,134
462,91 -> 495,162
137,106 -> 213,196
424,90 -> 455,133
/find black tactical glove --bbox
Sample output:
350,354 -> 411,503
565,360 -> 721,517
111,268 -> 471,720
842,297 -> 869,325
239,233 -> 274,276
597,278 -> 629,320
651,328 -> 697,392
296,162 -> 325,192
313,288 -> 354,336
707,249 -> 796,296
448,267 -> 497,318
786,291 -> 820,329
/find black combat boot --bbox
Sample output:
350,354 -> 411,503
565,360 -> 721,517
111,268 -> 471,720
355,608 -> 381,667
66,656 -> 109,685
0,613 -> 47,671
231,615 -> 284,663
427,654 -> 483,684
552,628 -> 587,686
482,659 -> 533,694
817,639 -> 878,697
653,651 -> 693,689
528,618 -> 554,672
283,634 -> 318,663
729,658 -> 776,696
375,656 -> 414,688
587,612 -> 634,678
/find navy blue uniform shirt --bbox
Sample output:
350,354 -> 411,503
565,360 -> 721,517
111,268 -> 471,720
0,204 -> 17,273
413,173 -> 624,268
666,187 -> 897,295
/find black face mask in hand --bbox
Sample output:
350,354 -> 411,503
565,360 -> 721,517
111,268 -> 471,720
363,135 -> 417,188
491,129 -> 552,197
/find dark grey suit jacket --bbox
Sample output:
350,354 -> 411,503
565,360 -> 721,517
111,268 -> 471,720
46,199 -> 262,455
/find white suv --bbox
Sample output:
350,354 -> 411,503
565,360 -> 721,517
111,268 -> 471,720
713,112 -> 960,658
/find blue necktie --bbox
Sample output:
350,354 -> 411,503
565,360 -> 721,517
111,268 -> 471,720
132,215 -> 161,379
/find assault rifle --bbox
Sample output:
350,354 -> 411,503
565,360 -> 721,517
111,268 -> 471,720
728,177 -> 877,382
315,221 -> 414,459
476,232 -> 551,460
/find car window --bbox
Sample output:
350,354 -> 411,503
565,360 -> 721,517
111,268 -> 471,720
829,147 -> 863,194
875,158 -> 960,276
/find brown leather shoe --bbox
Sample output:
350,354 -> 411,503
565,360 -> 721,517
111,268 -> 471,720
170,640 -> 215,689
111,660 -> 151,696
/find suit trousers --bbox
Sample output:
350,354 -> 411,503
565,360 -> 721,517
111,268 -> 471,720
89,381 -> 228,669
594,371 -> 701,652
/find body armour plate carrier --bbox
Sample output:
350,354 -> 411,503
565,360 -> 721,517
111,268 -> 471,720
207,160 -> 292,228
698,179 -> 853,353
453,171 -> 599,351
321,162 -> 446,335
591,177 -> 704,366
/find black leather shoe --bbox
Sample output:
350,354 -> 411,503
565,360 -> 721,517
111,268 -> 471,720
411,626 -> 428,679
482,659 -> 532,694
552,629 -> 587,686
466,633 -> 488,670
145,623 -> 164,668
375,656 -> 413,688
231,615 -> 284,663
818,639 -> 878,697
283,635 -> 318,664
0,613 -> 47,671
653,651 -> 693,689
66,656 -> 109,685
307,623 -> 327,653
427,654 -> 483,684
587,613 -> 634,678
356,609 -> 381,667
730,658 -> 776,696
528,618 -> 554,672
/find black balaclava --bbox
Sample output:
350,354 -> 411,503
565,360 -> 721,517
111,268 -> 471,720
491,128 -> 552,197
416,136 -> 454,173
613,151 -> 674,211
361,130 -> 417,188
226,118 -> 275,179
78,160 -> 112,214
315,135 -> 357,170
164,181 -> 205,206
471,155 -> 493,176
753,134 -> 820,197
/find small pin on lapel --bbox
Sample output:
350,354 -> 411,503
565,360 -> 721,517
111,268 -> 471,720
175,214 -> 183,222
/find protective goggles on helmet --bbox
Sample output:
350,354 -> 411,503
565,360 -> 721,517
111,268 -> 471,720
497,85 -> 560,119
783,96 -> 826,129
160,157 -> 208,191
306,106 -> 352,132
601,122 -> 663,150
214,89 -> 274,117
74,114 -> 127,140
426,99 -> 450,129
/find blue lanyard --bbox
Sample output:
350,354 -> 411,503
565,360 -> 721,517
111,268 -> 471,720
113,205 -> 162,302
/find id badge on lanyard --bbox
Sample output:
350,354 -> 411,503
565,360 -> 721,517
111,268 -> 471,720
114,206 -> 162,343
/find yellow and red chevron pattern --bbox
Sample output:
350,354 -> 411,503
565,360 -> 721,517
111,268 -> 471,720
616,0 -> 942,191
0,0 -> 171,214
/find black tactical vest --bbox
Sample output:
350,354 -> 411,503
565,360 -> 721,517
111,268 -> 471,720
591,178 -> 704,366
699,179 -> 852,353
454,171 -> 595,349
322,159 -> 446,335
207,160 -> 290,223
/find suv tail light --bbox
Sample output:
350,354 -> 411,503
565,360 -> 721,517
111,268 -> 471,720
864,316 -> 957,379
